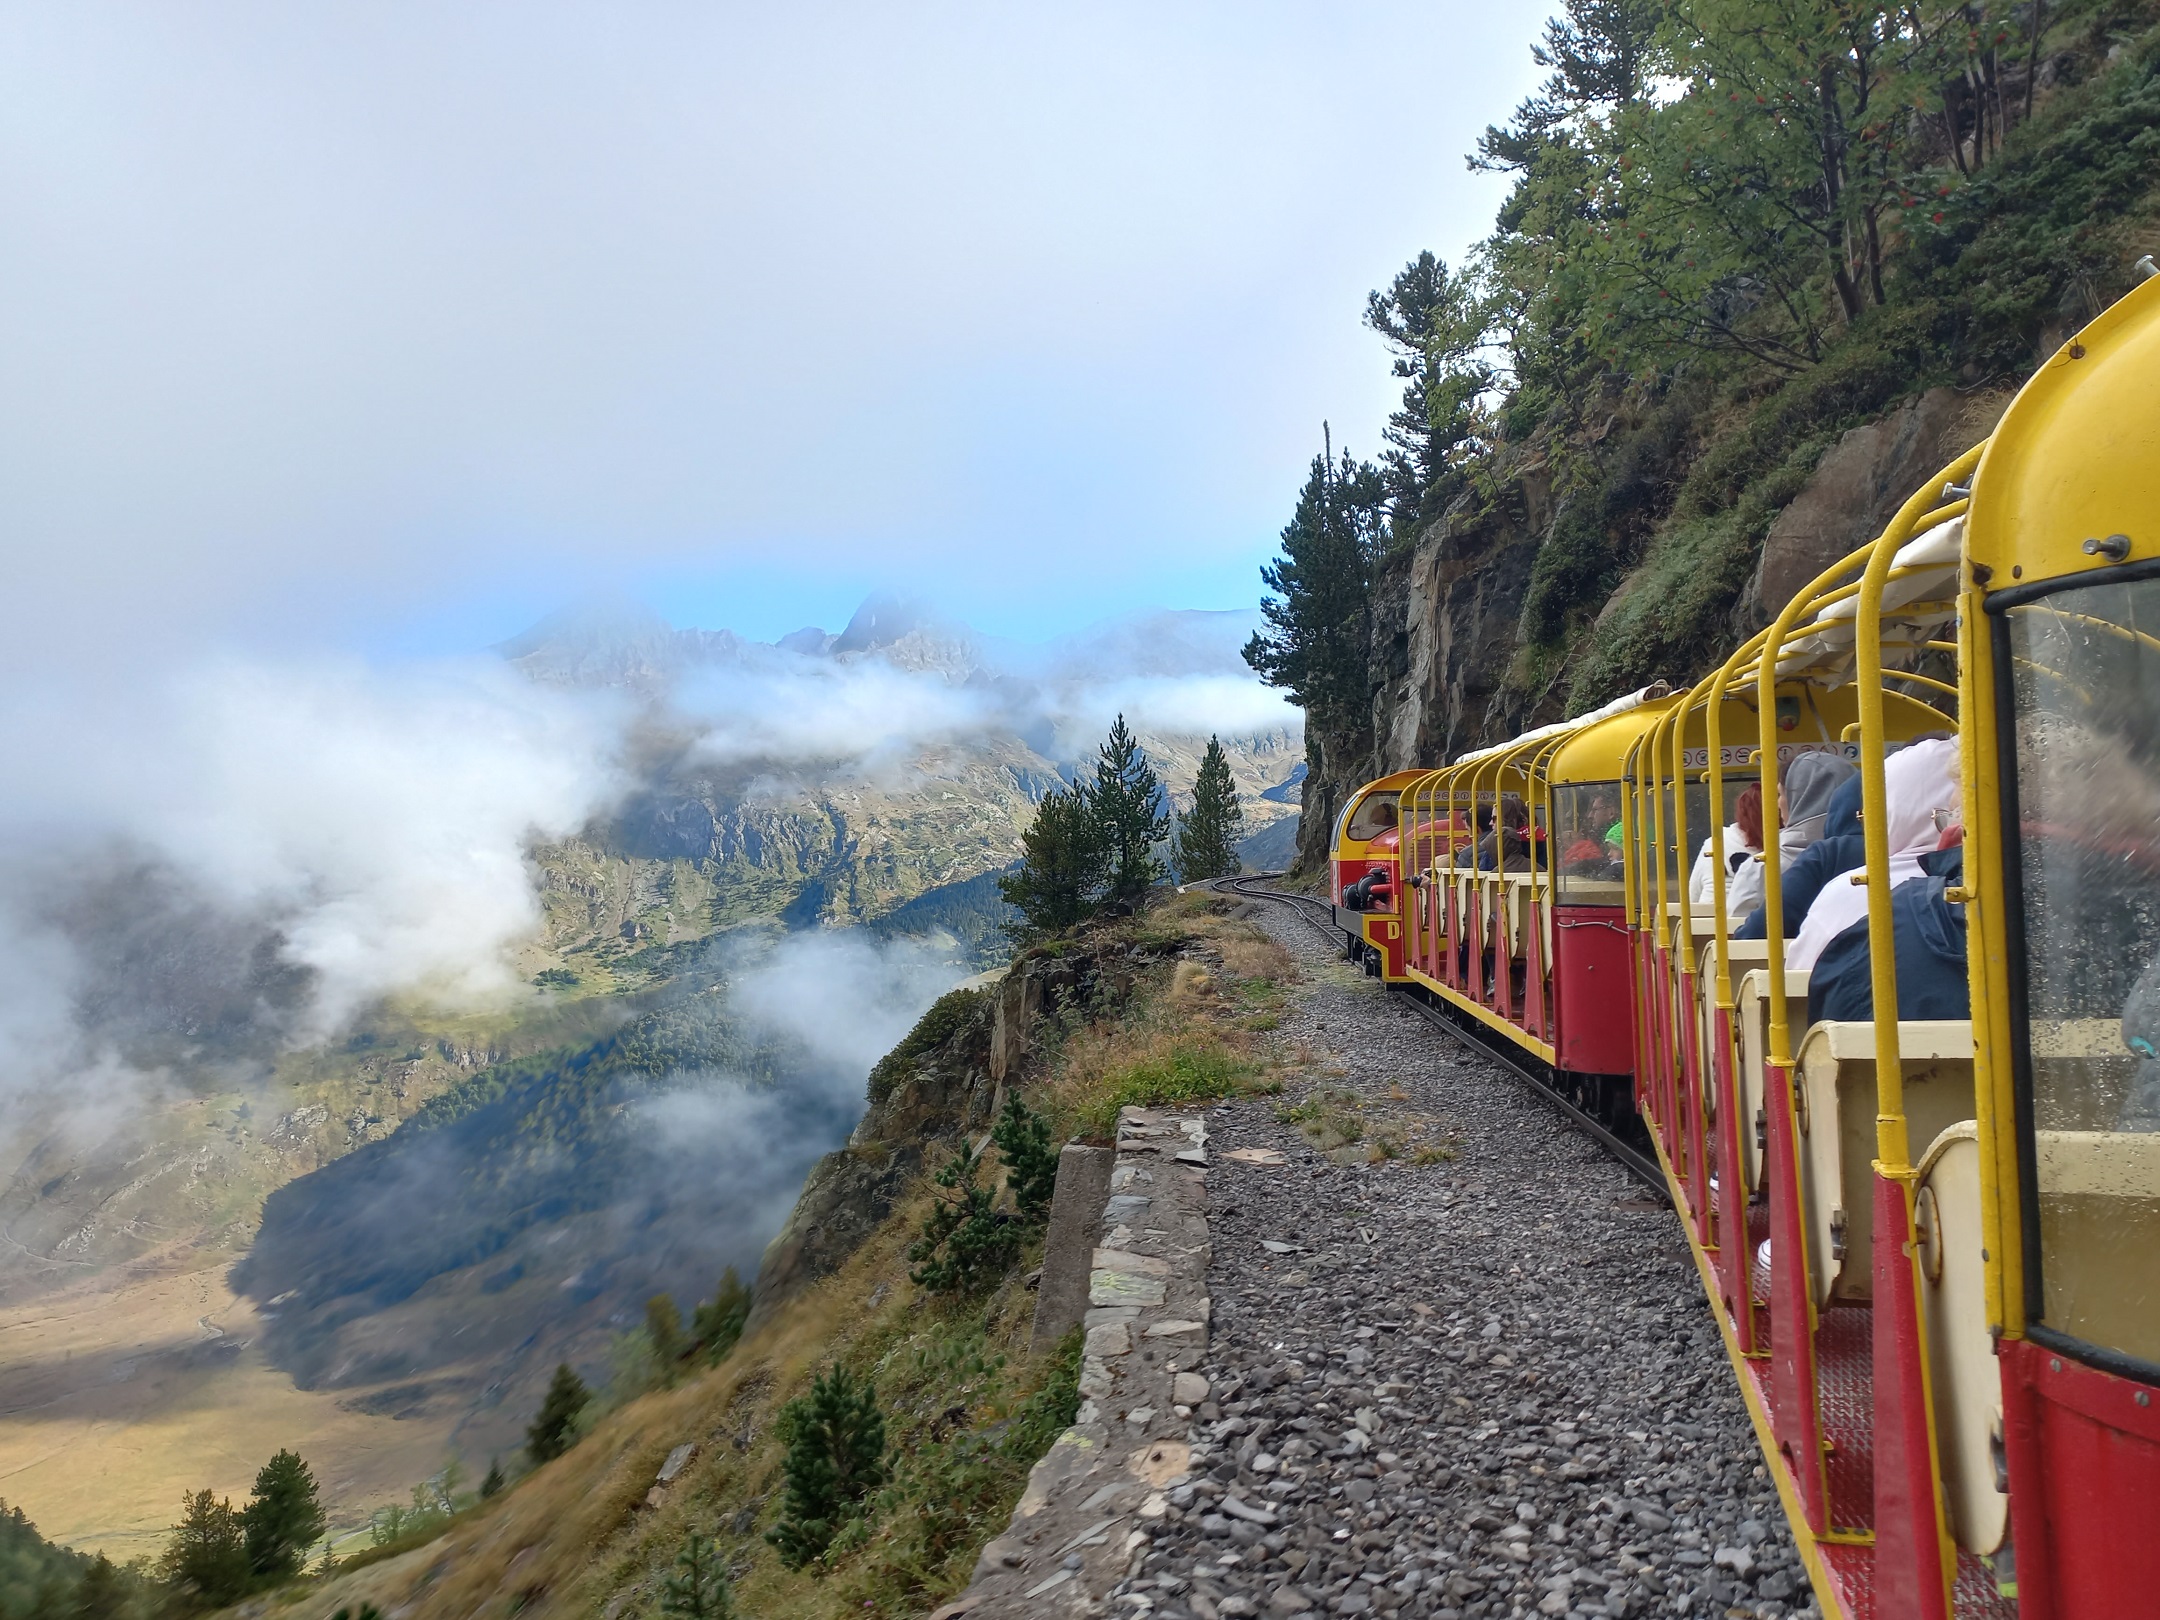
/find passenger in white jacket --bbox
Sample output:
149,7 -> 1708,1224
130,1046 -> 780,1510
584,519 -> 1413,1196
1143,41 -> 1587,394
1688,781 -> 1765,921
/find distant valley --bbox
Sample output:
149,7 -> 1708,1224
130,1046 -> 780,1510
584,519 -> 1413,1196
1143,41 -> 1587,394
0,594 -> 1299,1552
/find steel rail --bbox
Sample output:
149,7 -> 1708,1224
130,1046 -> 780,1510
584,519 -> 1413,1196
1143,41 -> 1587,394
1212,873 -> 1669,1199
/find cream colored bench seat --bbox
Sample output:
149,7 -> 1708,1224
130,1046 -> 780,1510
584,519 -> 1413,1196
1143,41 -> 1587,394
1793,1019 -> 1974,1307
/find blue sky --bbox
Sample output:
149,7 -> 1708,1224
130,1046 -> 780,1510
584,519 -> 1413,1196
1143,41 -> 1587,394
0,2 -> 1546,664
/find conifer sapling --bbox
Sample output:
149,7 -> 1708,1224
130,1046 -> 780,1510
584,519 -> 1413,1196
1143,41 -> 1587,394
998,783 -> 1105,938
159,1490 -> 251,1607
1088,715 -> 1169,913
907,1137 -> 1019,1293
1172,735 -> 1245,881
765,1366 -> 888,1569
525,1363 -> 591,1465
659,1530 -> 735,1617
991,1091 -> 1059,1223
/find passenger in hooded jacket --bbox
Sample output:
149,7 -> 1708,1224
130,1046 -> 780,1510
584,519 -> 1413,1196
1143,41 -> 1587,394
1789,736 -> 1962,976
1733,773 -> 1863,941
1776,752 -> 1858,863
1805,840 -> 1968,1026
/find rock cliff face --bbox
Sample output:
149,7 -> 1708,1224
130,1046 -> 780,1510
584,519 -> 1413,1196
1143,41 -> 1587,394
745,931 -> 1161,1328
1290,455 -> 1552,873
1749,388 -> 1979,617
1292,385 -> 1997,875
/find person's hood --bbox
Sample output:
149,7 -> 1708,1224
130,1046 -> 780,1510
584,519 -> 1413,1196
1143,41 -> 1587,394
2126,952 -> 2160,1063
1786,752 -> 1857,827
1884,738 -> 1960,862
1780,752 -> 1858,852
1822,774 -> 1864,844
2126,956 -> 2160,1128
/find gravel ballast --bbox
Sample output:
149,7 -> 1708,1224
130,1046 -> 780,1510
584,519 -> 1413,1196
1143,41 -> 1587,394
1122,901 -> 1819,1620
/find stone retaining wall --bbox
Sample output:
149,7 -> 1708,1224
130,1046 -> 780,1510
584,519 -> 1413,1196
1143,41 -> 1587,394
935,1106 -> 1215,1618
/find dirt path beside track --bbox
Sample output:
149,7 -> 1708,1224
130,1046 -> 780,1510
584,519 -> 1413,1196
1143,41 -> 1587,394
1121,903 -> 1818,1620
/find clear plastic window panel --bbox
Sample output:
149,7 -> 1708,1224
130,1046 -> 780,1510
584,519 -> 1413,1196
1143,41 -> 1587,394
2007,577 -> 2160,1363
1345,791 -> 1400,842
1553,784 -> 1627,902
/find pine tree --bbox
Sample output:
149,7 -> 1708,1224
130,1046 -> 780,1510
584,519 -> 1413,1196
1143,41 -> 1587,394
1364,254 -> 1495,529
71,1554 -> 129,1620
646,1294 -> 686,1379
480,1458 -> 506,1499
997,782 -> 1106,938
907,1138 -> 1020,1293
991,1091 -> 1059,1223
765,1366 -> 888,1569
690,1267 -> 753,1363
1473,0 -> 1666,170
1243,441 -> 1388,746
1087,715 -> 1168,914
659,1530 -> 735,1618
525,1364 -> 591,1466
242,1449 -> 327,1578
1173,737 -> 1245,882
159,1490 -> 251,1607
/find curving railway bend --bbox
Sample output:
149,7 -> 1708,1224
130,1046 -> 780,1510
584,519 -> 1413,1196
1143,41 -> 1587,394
1123,884 -> 1817,1620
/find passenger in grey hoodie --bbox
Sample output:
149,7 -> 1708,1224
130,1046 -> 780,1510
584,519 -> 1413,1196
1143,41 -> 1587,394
1776,751 -> 1858,862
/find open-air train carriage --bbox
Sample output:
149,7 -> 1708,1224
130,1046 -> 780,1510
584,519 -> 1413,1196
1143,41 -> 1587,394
1325,271 -> 2160,1616
1331,768 -> 1429,979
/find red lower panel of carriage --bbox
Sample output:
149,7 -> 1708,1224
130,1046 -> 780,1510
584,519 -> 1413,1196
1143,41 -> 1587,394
1999,1334 -> 2160,1620
1552,905 -> 1630,1073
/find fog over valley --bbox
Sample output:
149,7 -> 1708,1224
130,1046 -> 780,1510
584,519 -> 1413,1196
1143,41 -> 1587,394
0,589 -> 1300,1552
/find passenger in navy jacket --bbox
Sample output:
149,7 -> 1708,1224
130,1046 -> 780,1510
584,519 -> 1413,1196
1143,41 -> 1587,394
1804,844 -> 1968,1026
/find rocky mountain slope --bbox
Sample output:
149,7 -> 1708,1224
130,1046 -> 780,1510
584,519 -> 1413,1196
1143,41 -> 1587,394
512,594 -> 1301,951
249,892 -> 1285,1620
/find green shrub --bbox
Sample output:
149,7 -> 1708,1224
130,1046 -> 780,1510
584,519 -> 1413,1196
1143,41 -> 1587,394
1005,1327 -> 1083,1459
990,1092 -> 1059,1223
1079,1039 -> 1262,1134
766,1367 -> 889,1570
907,1140 -> 1020,1295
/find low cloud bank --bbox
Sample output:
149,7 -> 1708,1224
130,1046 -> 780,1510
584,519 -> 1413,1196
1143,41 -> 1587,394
0,657 -> 627,1127
0,599 -> 1294,1162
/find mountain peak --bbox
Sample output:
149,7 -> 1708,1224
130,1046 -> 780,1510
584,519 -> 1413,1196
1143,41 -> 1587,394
497,598 -> 746,693
832,592 -> 935,655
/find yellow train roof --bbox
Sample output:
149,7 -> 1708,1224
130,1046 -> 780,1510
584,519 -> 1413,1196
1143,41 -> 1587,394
1970,273 -> 2160,588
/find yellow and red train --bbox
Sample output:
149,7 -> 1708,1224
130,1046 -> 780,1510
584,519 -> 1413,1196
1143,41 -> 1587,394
1329,272 -> 2160,1619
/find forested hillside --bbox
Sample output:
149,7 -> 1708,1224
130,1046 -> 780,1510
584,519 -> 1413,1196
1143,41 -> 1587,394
1245,0 -> 2160,865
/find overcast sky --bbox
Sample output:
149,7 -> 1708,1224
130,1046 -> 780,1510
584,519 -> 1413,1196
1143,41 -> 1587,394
0,2 -> 1543,662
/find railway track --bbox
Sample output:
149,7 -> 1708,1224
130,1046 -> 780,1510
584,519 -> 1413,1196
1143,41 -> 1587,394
1214,872 -> 1669,1198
